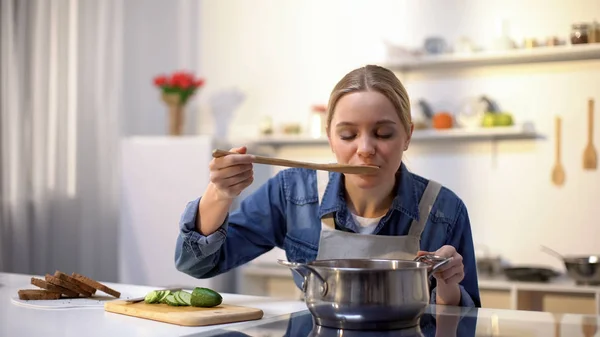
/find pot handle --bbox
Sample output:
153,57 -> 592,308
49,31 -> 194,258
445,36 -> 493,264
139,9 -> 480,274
277,259 -> 328,296
414,254 -> 454,279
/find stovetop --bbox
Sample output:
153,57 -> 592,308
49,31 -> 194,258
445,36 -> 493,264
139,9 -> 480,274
191,306 -> 479,337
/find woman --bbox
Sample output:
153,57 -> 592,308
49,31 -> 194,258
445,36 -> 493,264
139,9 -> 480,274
175,65 -> 480,307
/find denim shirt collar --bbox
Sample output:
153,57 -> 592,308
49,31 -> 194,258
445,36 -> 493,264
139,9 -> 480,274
318,162 -> 420,222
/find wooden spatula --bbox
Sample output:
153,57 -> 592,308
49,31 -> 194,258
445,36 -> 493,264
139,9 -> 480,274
583,98 -> 597,170
552,116 -> 565,186
212,149 -> 380,175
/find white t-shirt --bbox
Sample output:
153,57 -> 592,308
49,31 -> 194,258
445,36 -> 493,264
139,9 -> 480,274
350,213 -> 384,234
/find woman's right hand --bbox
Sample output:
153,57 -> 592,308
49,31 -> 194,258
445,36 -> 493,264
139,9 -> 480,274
208,146 -> 255,200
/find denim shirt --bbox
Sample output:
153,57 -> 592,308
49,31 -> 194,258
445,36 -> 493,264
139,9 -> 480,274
175,163 -> 481,308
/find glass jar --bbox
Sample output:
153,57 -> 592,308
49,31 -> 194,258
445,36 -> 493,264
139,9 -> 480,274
571,23 -> 589,44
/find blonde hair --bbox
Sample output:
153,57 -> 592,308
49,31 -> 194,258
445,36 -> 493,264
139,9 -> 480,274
326,65 -> 411,134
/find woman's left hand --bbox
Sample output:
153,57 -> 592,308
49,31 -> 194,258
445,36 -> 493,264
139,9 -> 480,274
417,245 -> 464,305
417,245 -> 464,285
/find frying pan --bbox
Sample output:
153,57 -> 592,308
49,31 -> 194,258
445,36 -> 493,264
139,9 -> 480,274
541,245 -> 600,285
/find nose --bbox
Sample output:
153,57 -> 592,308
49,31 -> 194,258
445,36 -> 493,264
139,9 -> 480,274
356,135 -> 376,157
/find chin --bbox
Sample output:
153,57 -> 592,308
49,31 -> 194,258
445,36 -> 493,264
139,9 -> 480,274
345,174 -> 385,189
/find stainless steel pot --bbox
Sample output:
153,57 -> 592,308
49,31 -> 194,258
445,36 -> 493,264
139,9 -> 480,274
277,255 -> 452,331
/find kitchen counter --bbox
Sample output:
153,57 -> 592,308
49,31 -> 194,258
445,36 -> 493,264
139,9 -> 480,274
3,272 -> 600,337
0,272 -> 308,337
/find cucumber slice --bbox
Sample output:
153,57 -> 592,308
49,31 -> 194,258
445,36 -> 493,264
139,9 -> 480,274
164,294 -> 180,306
173,291 -> 186,306
177,291 -> 192,306
144,291 -> 159,304
159,291 -> 172,304
158,290 -> 170,302
173,291 -> 192,306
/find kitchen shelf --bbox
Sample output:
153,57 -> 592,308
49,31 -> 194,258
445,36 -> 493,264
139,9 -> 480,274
242,124 -> 541,147
386,43 -> 600,72
410,123 -> 540,141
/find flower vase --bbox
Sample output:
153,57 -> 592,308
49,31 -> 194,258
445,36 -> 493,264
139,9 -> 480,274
162,93 -> 185,136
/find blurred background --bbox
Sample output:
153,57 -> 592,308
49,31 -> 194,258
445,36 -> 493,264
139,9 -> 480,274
1,0 -> 600,314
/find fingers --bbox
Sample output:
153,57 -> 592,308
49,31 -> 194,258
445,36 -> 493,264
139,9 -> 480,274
211,163 -> 253,180
223,173 -> 254,196
434,264 -> 464,284
435,245 -> 456,258
210,147 -> 254,171
209,146 -> 255,198
214,166 -> 254,187
417,250 -> 432,257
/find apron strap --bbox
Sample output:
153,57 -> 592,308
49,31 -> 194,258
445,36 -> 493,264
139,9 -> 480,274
408,180 -> 442,238
317,170 -> 336,230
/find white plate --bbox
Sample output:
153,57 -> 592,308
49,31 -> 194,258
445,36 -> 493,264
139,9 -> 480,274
10,293 -> 135,310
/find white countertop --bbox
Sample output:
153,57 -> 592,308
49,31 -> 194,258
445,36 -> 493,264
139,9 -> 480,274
0,272 -> 309,337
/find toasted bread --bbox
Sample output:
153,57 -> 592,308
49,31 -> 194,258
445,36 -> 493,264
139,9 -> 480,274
71,273 -> 120,298
31,277 -> 79,298
18,289 -> 62,300
54,271 -> 96,295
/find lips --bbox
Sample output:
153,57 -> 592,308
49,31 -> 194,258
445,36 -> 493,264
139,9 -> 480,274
357,163 -> 380,168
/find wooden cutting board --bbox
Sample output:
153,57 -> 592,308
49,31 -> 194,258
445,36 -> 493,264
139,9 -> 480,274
104,300 -> 264,326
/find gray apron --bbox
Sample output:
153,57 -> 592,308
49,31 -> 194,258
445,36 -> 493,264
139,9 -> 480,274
315,170 -> 442,260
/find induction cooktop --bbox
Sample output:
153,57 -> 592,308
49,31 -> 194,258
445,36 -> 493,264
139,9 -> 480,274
189,306 -> 479,337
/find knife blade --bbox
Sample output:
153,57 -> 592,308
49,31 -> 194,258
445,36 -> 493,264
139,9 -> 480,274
125,287 -> 182,303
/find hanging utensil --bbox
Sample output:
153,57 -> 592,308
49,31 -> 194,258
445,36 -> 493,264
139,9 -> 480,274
551,116 -> 566,186
582,316 -> 597,337
583,98 -> 597,170
553,312 -> 563,337
212,149 -> 380,175
540,245 -> 565,260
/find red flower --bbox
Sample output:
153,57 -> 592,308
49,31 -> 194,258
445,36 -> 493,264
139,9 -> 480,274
153,75 -> 168,86
153,70 -> 206,105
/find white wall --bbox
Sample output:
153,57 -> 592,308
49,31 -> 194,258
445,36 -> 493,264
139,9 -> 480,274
123,0 -> 201,136
199,0 -> 600,271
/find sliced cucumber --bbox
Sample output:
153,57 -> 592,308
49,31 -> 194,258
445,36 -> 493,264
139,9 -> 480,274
158,290 -> 170,302
159,290 -> 172,304
173,291 -> 186,306
177,291 -> 192,306
144,291 -> 160,304
164,294 -> 180,306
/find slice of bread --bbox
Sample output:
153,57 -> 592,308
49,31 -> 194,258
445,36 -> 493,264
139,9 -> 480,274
18,289 -> 62,300
71,273 -> 120,298
54,271 -> 96,295
31,277 -> 79,298
44,274 -> 88,297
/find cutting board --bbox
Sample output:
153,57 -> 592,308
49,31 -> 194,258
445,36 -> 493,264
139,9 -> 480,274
104,300 -> 264,326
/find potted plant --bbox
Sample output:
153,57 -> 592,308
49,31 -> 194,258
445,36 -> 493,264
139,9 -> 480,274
153,71 -> 205,136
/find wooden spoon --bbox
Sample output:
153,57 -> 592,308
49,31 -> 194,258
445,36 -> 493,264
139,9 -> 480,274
552,116 -> 566,186
212,149 -> 380,175
582,316 -> 597,337
583,98 -> 597,170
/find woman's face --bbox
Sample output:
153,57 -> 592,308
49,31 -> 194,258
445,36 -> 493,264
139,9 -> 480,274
328,90 -> 412,189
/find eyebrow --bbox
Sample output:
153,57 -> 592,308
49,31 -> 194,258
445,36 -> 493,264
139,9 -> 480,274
335,119 -> 397,127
